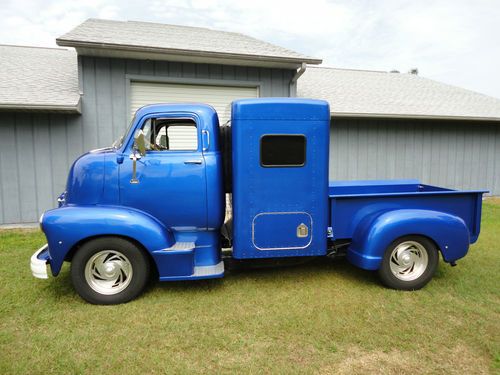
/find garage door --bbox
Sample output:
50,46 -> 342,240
130,81 -> 259,123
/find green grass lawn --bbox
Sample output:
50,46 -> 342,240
1,200 -> 499,374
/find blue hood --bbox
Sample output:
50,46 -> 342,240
65,147 -> 114,205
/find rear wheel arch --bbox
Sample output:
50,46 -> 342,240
350,209 -> 468,269
401,233 -> 443,259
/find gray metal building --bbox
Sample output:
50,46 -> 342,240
0,19 -> 499,224
298,67 -> 500,192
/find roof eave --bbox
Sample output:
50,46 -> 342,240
56,39 -> 322,68
331,111 -> 500,122
0,98 -> 81,114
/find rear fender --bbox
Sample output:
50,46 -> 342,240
41,205 -> 175,275
347,209 -> 470,270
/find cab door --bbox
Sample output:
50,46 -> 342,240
119,115 -> 208,229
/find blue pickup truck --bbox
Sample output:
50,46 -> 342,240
31,98 -> 487,304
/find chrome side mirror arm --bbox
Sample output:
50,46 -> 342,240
130,129 -> 146,184
130,151 -> 141,184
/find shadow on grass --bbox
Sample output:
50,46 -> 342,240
231,257 -> 376,282
151,257 -> 379,294
45,269 -> 79,301
40,257 -> 380,304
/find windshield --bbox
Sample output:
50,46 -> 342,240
112,115 -> 136,149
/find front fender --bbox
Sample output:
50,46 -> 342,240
347,209 -> 470,270
41,205 -> 175,276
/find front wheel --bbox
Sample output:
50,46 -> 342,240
71,237 -> 150,304
378,235 -> 439,290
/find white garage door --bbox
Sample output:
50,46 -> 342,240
130,81 -> 259,123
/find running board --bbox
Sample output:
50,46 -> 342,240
159,261 -> 225,281
193,261 -> 225,277
164,242 -> 195,251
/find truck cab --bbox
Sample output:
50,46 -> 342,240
31,98 -> 487,304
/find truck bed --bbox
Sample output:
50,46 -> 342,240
329,179 -> 487,243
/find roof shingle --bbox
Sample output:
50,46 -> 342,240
2,42 -> 500,121
298,66 -> 500,121
56,19 -> 321,67
0,45 -> 80,112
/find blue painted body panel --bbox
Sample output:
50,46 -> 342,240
118,105 -> 225,230
231,98 -> 331,259
65,148 -> 111,205
119,111 -> 209,229
38,100 -> 487,285
41,205 -> 175,276
329,179 -> 487,270
42,103 -> 224,279
253,212 -> 312,250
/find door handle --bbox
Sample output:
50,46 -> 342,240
202,129 -> 210,151
184,159 -> 202,165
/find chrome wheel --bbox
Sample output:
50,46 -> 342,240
389,241 -> 429,281
84,250 -> 133,295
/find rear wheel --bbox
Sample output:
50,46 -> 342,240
378,235 -> 438,290
71,237 -> 150,304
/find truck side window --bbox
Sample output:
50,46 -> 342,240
260,135 -> 306,167
141,118 -> 198,151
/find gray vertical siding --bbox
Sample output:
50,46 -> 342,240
330,118 -> 500,194
80,55 -> 294,150
0,56 -> 295,224
1,57 -> 499,224
0,112 -> 80,224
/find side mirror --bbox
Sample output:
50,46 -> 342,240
130,130 -> 146,185
133,129 -> 146,156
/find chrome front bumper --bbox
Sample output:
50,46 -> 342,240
30,245 -> 50,279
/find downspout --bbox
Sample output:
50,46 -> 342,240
290,62 -> 307,97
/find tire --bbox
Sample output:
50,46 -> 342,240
71,237 -> 150,304
378,235 -> 439,290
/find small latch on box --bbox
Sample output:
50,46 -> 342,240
297,223 -> 308,238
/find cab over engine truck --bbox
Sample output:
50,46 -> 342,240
31,98 -> 487,304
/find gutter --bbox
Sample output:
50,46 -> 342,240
331,111 -> 500,122
55,39 -> 323,66
291,63 -> 307,84
290,63 -> 307,97
0,99 -> 81,114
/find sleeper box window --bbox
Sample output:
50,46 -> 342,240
260,135 -> 306,167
